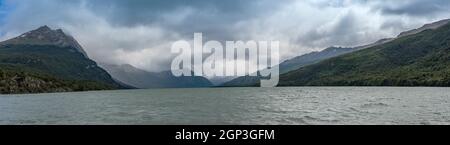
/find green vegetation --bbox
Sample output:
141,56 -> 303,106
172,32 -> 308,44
0,44 -> 122,94
278,23 -> 450,87
0,67 -> 114,94
221,47 -> 354,87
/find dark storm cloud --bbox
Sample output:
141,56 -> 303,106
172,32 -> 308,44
1,0 -> 450,71
84,0 -> 289,40
87,0 -> 269,25
298,11 -> 363,47
372,0 -> 450,17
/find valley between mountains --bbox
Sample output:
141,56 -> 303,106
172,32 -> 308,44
1,19 -> 450,94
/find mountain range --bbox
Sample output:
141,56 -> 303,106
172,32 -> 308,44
99,63 -> 213,88
223,19 -> 450,87
0,26 -> 126,93
1,19 -> 449,93
221,46 -> 355,86
278,20 -> 450,86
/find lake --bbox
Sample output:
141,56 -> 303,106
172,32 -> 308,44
0,87 -> 449,125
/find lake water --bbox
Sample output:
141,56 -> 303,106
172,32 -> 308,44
0,87 -> 449,125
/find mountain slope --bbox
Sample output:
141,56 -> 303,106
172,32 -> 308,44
221,46 -> 354,87
0,26 -> 125,93
2,26 -> 88,58
222,19 -> 450,87
100,63 -> 213,88
278,22 -> 450,86
279,47 -> 355,73
398,19 -> 450,38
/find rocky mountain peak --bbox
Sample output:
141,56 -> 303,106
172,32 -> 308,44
36,25 -> 51,31
0,25 -> 88,58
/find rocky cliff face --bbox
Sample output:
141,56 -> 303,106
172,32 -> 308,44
0,69 -> 114,94
0,73 -> 71,94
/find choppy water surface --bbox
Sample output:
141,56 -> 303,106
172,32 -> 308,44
0,87 -> 449,125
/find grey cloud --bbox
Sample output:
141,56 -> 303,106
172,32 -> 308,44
371,0 -> 450,17
296,10 -> 364,48
84,0 -> 289,39
1,0 -> 450,72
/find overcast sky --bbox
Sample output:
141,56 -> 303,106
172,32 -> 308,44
1,0 -> 450,72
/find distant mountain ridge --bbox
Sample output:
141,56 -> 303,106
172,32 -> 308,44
353,19 -> 450,51
221,46 -> 354,87
0,26 -> 126,94
398,19 -> 450,38
100,63 -> 213,88
279,47 -> 355,73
